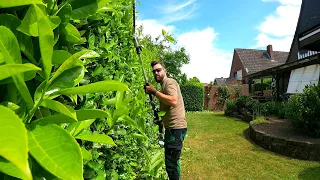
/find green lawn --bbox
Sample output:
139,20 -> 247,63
181,112 -> 320,180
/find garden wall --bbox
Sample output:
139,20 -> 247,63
204,84 -> 249,111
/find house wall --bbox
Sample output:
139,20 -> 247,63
229,51 -> 247,82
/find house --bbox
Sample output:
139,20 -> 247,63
247,0 -> 320,98
202,83 -> 209,87
228,45 -> 289,84
213,77 -> 227,86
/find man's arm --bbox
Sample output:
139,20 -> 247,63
154,91 -> 178,107
144,84 -> 178,107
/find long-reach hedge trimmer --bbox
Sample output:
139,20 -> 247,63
132,0 -> 164,136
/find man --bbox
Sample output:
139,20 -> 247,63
144,61 -> 187,180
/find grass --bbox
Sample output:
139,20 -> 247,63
181,112 -> 320,180
251,116 -> 267,125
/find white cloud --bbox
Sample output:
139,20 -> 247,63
137,19 -> 175,39
177,28 -> 233,83
137,19 -> 232,83
161,0 -> 198,23
254,0 -> 302,51
254,34 -> 293,52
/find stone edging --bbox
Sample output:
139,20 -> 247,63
249,123 -> 320,161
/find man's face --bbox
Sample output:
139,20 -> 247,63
152,63 -> 166,83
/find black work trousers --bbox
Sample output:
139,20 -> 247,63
164,128 -> 187,180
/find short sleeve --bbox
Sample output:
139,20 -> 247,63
165,81 -> 178,96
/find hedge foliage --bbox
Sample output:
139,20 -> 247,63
181,81 -> 204,111
0,0 -> 170,179
286,84 -> 320,137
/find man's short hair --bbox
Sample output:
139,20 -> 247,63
151,61 -> 166,69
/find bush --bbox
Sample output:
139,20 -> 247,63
276,102 -> 286,118
225,100 -> 236,116
236,96 -> 253,113
252,100 -> 287,118
264,101 -> 278,116
286,84 -> 320,137
253,78 -> 272,91
216,85 -> 231,109
181,82 -> 204,111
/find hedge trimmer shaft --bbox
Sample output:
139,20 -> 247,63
132,0 -> 163,135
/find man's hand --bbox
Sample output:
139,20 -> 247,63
144,83 -> 157,95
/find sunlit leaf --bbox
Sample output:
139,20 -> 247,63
158,111 -> 166,117
0,64 -> 41,81
49,50 -> 88,85
28,123 -> 83,180
40,99 -> 77,119
57,3 -> 72,27
119,116 -> 137,128
166,35 -> 175,43
75,133 -> 116,146
0,105 -> 31,180
131,133 -> 148,141
34,4 -> 54,80
0,26 -> 22,64
0,101 -> 20,112
162,29 -> 166,36
68,0 -> 98,19
0,0 -> 44,8
0,26 -> 34,109
18,6 -> 61,37
48,16 -> 61,30
73,119 -> 95,136
0,158 -> 30,180
104,97 -> 116,105
31,113 -> 77,125
81,147 -> 92,161
61,23 -> 82,43
17,5 -> 38,37
52,50 -> 72,65
48,66 -> 85,92
76,109 -> 109,121
59,80 -> 131,95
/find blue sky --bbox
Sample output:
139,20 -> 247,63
137,0 -> 302,83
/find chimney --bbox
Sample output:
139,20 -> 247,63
267,45 -> 273,59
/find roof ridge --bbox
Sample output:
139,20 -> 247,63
235,48 -> 288,53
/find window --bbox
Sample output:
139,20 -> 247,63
237,70 -> 242,80
287,64 -> 320,93
234,72 -> 237,79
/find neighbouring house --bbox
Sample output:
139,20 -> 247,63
228,45 -> 288,84
213,77 -> 227,86
202,83 -> 209,87
247,0 -> 320,99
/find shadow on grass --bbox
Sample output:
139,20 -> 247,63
299,166 -> 320,180
214,113 -> 248,123
241,128 -> 271,153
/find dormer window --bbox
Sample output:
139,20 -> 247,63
263,51 -> 271,59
